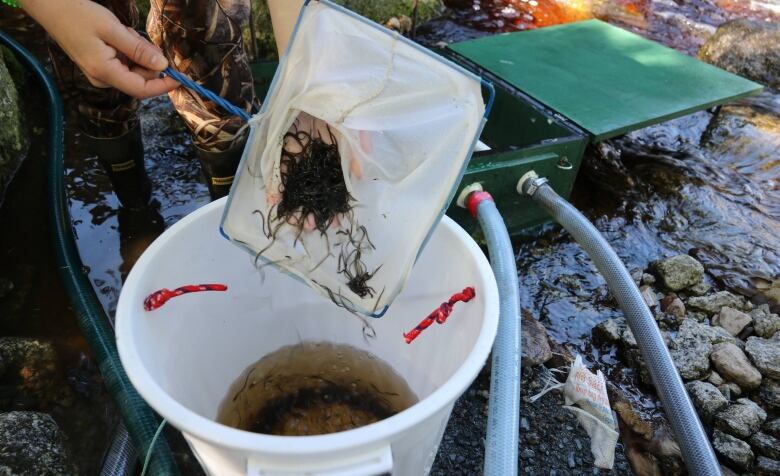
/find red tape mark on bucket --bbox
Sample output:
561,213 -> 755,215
403,287 -> 476,344
144,284 -> 228,311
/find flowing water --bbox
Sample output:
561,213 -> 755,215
1,0 -> 778,473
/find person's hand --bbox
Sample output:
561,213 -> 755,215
20,0 -> 179,99
267,113 -> 365,232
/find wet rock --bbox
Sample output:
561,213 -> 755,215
592,317 -> 636,348
712,429 -> 754,472
765,418 -> 780,438
745,335 -> 780,380
685,380 -> 728,424
521,311 -> 552,367
699,19 -> 780,91
0,411 -> 72,474
766,280 -> 780,312
651,255 -> 704,291
660,295 -> 685,319
713,307 -> 752,336
0,46 -> 27,205
0,338 -> 57,398
710,342 -> 762,391
756,456 -> 780,476
640,285 -> 657,309
751,306 -> 780,339
708,371 -> 725,386
688,291 -> 750,314
749,432 -> 780,460
759,379 -> 780,410
593,318 -> 623,344
718,382 -> 742,401
714,398 -> 767,439
689,282 -> 711,297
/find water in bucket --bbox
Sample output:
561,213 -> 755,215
216,341 -> 418,436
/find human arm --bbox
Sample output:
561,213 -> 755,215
266,0 -> 305,56
17,0 -> 178,98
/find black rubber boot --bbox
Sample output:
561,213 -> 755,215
196,135 -> 247,200
82,125 -> 151,210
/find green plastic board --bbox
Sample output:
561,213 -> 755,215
449,20 -> 763,141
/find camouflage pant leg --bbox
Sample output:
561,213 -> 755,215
147,0 -> 257,152
48,0 -> 141,138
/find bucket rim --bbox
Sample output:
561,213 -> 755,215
116,198 -> 499,456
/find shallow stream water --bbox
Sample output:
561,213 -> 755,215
1,0 -> 778,474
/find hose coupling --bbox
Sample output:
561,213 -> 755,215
517,170 -> 549,197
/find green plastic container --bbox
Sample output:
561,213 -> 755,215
252,19 -> 762,237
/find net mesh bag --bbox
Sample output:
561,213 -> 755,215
221,0 -> 487,316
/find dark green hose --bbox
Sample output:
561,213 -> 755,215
0,30 -> 179,476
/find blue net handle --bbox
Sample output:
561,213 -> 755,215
163,67 -> 251,122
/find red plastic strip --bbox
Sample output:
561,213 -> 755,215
466,191 -> 493,217
403,287 -> 476,344
144,284 -> 228,311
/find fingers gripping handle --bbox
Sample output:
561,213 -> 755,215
247,445 -> 392,476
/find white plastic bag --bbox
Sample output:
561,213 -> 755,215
221,0 -> 486,316
563,355 -> 620,469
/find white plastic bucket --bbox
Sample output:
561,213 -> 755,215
116,198 -> 499,476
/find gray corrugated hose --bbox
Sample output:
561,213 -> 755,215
101,423 -> 137,476
469,191 -> 521,476
520,174 -> 720,476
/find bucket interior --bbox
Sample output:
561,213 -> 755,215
118,200 -> 496,428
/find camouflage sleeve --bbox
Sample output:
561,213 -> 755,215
147,0 -> 258,152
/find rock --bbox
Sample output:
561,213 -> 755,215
757,456 -> 780,476
671,344 -> 711,380
760,379 -> 780,410
751,306 -> 780,339
710,342 -> 762,390
714,398 -> 767,439
765,419 -> 780,438
688,291 -> 750,314
713,307 -> 753,336
699,19 -> 780,91
593,318 -> 623,344
676,318 -> 742,348
719,382 -> 742,401
767,280 -> 780,312
641,273 -> 656,286
0,411 -> 72,474
712,429 -> 754,472
640,285 -> 657,308
709,370 -> 725,386
0,338 -> 57,397
685,380 -> 728,424
651,255 -> 704,291
669,319 -> 741,381
745,335 -> 780,380
660,296 -> 686,319
689,282 -> 711,296
0,46 -> 27,205
521,311 -> 552,367
749,432 -> 780,460
592,317 -> 636,348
